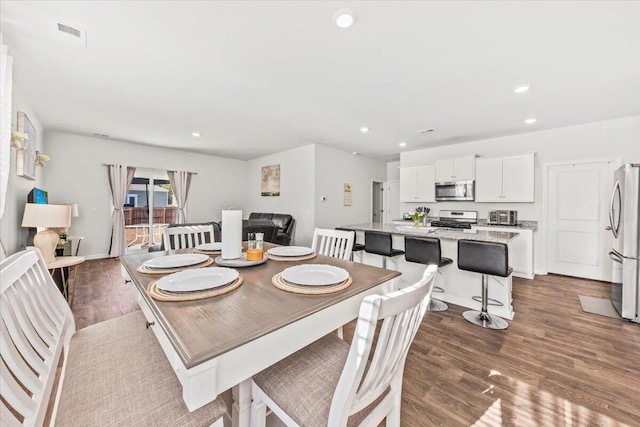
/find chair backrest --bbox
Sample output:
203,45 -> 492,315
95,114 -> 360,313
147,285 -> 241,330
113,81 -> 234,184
457,239 -> 510,277
311,228 -> 354,261
1,248 -> 75,427
404,236 -> 442,265
364,230 -> 392,256
163,224 -> 216,250
328,265 -> 437,425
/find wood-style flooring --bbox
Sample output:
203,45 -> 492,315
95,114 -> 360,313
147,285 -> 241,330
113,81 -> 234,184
71,258 -> 640,426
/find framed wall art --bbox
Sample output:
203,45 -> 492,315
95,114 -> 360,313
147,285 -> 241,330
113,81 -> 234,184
16,111 -> 36,181
261,164 -> 280,196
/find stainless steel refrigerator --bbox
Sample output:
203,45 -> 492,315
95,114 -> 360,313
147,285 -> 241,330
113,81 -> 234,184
608,163 -> 640,323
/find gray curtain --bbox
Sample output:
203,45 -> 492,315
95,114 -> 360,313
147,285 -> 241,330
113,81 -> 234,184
168,170 -> 192,224
108,165 -> 135,257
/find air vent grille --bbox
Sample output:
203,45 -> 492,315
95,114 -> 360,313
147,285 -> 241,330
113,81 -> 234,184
57,23 -> 82,38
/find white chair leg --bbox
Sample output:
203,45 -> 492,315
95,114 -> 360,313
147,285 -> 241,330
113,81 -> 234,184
386,371 -> 404,427
250,383 -> 267,427
336,326 -> 344,339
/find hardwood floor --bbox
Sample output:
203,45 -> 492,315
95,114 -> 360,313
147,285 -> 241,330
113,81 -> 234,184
71,259 -> 640,426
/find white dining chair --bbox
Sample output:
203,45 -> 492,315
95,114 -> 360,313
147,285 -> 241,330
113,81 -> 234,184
311,228 -> 354,261
163,224 -> 216,250
250,264 -> 437,427
0,248 -> 226,427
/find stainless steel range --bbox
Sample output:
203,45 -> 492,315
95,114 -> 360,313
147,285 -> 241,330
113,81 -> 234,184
431,210 -> 478,229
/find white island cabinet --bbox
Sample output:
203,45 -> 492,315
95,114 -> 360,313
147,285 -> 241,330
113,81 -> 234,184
400,165 -> 435,202
345,223 -> 518,320
476,153 -> 535,202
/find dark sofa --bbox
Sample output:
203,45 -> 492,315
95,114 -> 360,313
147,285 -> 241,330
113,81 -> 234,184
249,213 -> 295,246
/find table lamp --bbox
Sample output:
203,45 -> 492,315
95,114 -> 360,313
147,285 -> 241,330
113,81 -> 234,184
22,203 -> 72,263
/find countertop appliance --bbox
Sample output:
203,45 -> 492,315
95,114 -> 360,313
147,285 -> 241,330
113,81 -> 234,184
435,180 -> 474,201
608,163 -> 640,323
489,210 -> 518,226
430,210 -> 478,229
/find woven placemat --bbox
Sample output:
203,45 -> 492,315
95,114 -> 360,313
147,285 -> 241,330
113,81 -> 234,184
147,275 -> 244,301
272,273 -> 353,295
137,257 -> 214,275
193,249 -> 221,255
267,252 -> 317,262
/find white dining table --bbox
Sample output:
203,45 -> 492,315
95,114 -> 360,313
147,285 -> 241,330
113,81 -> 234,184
120,246 -> 401,427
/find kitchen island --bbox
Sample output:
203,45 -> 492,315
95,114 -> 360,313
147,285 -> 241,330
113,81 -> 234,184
343,223 -> 520,319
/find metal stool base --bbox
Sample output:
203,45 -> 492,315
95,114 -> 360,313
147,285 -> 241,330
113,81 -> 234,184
463,310 -> 509,330
428,299 -> 448,312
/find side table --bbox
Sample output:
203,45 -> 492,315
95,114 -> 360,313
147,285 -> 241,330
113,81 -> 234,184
47,256 -> 85,302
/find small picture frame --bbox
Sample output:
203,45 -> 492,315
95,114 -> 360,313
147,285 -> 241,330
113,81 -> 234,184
16,112 -> 36,181
261,164 -> 280,196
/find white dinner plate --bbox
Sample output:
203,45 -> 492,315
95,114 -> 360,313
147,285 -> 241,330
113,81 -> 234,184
155,267 -> 239,292
143,253 -> 209,269
196,242 -> 223,251
281,264 -> 349,286
267,246 -> 314,257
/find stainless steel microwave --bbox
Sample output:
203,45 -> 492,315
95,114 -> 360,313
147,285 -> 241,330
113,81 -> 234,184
435,180 -> 475,201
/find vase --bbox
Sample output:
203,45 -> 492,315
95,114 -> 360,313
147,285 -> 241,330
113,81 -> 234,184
413,220 -> 421,229
55,248 -> 65,257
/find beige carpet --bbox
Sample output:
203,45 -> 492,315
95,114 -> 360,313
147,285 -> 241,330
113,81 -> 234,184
578,295 -> 621,319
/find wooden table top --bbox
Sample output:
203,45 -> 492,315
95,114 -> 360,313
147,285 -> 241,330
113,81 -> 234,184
46,256 -> 85,269
121,245 -> 401,369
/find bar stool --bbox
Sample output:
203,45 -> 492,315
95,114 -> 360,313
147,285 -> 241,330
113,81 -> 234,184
457,239 -> 511,330
404,236 -> 451,311
364,230 -> 404,269
335,227 -> 365,262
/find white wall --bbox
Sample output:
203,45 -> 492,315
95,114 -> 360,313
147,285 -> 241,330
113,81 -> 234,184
386,161 -> 400,181
399,115 -> 640,273
246,144 -> 316,246
43,132 -> 248,258
0,84 -> 45,257
314,145 -> 387,231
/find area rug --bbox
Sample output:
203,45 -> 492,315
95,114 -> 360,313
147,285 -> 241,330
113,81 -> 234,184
578,295 -> 621,319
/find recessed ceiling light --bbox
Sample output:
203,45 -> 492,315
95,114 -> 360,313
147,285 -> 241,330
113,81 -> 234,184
399,142 -> 407,147
333,9 -> 356,29
191,131 -> 201,137
514,85 -> 530,93
524,118 -> 537,124
352,152 -> 358,156
360,126 -> 369,133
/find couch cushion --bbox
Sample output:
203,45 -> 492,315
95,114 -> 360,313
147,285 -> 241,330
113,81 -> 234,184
271,214 -> 293,232
243,219 -> 278,242
249,213 -> 273,220
55,311 -> 226,426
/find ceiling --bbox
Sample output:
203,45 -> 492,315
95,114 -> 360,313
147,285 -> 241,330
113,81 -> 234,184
1,1 -> 639,161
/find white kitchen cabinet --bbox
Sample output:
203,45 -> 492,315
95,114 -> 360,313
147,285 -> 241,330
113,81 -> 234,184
473,225 -> 535,279
476,153 -> 535,202
400,165 -> 435,202
435,156 -> 475,182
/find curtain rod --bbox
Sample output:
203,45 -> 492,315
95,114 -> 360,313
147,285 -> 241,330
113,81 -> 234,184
101,163 -> 198,175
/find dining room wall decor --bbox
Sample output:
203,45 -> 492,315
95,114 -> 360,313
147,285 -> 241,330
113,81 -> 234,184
16,111 -> 36,180
261,164 -> 280,196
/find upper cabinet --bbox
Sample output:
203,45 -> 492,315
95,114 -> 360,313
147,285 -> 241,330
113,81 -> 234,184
476,153 -> 535,202
435,156 -> 475,182
400,165 -> 435,202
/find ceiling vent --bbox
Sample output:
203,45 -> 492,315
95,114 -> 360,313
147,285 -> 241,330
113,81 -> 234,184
53,21 -> 87,47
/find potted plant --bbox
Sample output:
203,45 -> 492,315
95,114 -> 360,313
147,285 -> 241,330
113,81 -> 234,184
409,210 -> 425,229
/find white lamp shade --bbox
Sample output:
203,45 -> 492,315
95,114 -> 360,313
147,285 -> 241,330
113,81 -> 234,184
21,204 -> 72,228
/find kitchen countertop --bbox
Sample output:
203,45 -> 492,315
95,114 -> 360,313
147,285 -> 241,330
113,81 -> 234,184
345,223 -> 520,244
393,218 -> 538,231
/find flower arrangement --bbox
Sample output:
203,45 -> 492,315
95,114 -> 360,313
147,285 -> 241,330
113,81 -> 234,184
36,151 -> 50,167
409,210 -> 425,228
10,131 -> 29,149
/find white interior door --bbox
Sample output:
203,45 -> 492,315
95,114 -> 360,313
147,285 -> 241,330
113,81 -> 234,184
546,160 -> 617,280
384,181 -> 400,223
